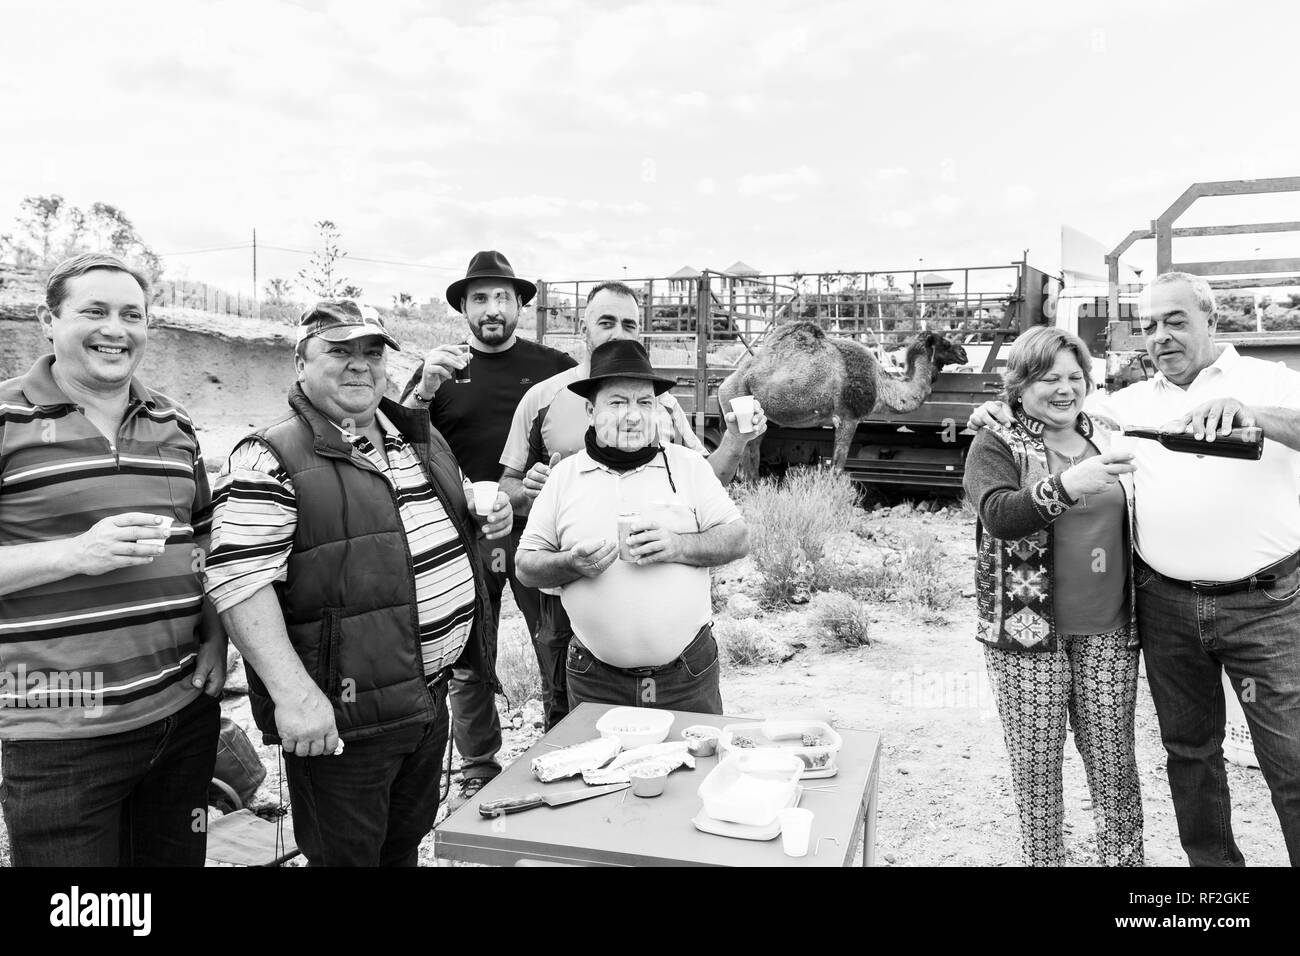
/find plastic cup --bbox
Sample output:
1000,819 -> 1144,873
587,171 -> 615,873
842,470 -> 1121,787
472,481 -> 500,517
138,515 -> 174,549
778,807 -> 813,858
452,344 -> 472,384
730,396 -> 757,434
617,512 -> 639,562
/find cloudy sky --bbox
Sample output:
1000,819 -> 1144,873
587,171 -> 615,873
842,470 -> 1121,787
3,0 -> 1299,303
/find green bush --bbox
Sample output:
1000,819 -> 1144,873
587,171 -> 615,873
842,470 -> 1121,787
733,467 -> 860,604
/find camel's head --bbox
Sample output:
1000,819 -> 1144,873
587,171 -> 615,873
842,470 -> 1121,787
912,332 -> 969,381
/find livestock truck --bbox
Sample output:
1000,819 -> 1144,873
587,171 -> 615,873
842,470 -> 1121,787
532,260 -> 1061,490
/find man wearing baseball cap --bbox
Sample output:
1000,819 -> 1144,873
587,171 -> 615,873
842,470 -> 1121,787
205,300 -> 513,865
400,252 -> 576,809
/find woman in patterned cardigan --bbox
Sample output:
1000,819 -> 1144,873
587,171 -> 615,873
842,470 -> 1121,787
963,325 -> 1143,866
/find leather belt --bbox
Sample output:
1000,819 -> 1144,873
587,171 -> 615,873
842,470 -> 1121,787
1138,549 -> 1300,596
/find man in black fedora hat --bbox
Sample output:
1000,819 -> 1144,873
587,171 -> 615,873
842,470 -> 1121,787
515,339 -> 749,715
400,251 -> 577,809
499,280 -> 767,727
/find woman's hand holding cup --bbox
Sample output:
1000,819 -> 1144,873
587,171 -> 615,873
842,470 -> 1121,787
1060,450 -> 1136,501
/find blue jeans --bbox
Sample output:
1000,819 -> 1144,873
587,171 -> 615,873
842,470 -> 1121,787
1136,561 -> 1300,866
448,527 -> 541,781
283,684 -> 449,866
566,623 -> 723,715
0,692 -> 220,867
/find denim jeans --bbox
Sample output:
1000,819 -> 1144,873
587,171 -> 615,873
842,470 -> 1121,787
566,623 -> 723,715
0,691 -> 220,867
283,683 -> 449,866
449,527 -> 541,781
1136,560 -> 1300,866
535,593 -> 575,730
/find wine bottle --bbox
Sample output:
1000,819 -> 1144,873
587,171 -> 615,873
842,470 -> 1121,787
1122,426 -> 1264,460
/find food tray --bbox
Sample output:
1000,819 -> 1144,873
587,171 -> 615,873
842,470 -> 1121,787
691,787 -> 803,841
717,720 -> 843,779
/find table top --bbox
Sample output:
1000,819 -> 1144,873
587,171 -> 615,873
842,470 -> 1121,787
434,702 -> 882,867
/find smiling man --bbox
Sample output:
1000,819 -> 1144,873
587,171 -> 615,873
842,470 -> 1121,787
0,253 -> 225,866
968,271 -> 1300,867
204,301 -> 512,865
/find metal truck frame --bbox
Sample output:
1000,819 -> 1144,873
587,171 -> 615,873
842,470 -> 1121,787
532,260 -> 1058,490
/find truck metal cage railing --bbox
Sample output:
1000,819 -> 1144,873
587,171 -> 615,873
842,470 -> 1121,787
535,263 -> 1028,354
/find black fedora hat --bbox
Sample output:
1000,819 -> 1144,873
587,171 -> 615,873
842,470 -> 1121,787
567,340 -> 676,401
445,250 -> 537,313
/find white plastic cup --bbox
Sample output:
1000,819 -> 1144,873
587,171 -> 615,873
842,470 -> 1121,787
778,807 -> 813,858
730,396 -> 758,434
472,481 -> 500,517
138,515 -> 174,549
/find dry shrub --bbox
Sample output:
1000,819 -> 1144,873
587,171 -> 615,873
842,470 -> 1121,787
494,621 -> 542,707
813,591 -> 871,648
734,466 -> 860,605
715,619 -> 786,667
899,532 -> 954,611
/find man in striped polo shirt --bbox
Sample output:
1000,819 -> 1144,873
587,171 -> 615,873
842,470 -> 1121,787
205,301 -> 511,866
0,253 -> 227,867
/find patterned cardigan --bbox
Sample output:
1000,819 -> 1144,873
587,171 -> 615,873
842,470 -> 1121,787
962,408 -> 1139,653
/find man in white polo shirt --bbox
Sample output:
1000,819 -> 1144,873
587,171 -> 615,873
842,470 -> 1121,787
969,272 -> 1300,866
514,340 -> 749,714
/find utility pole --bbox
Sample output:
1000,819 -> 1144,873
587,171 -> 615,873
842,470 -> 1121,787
252,228 -> 258,318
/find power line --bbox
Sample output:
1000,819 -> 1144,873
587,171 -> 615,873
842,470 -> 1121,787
156,242 -> 253,256
259,244 -> 463,273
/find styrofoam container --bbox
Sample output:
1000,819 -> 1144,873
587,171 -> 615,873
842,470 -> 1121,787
596,707 -> 674,749
717,720 -> 843,776
697,751 -> 804,827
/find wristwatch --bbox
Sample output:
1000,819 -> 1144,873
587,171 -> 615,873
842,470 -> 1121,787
413,385 -> 433,404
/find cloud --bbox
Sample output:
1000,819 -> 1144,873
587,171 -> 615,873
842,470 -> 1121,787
738,165 -> 819,201
697,178 -> 716,196
1004,185 -> 1037,207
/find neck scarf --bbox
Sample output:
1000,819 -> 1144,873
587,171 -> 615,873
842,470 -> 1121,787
584,426 -> 660,472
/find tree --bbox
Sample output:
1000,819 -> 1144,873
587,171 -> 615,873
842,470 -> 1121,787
297,220 -> 351,299
393,291 -> 414,315
3,194 -> 163,281
264,278 -> 293,303
340,284 -> 364,299
17,194 -> 65,266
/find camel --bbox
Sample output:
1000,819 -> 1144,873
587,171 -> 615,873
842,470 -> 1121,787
717,322 -> 968,478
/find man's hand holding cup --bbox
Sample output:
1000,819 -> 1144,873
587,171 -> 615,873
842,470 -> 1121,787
472,482 -> 512,540
69,513 -> 174,576
417,343 -> 472,397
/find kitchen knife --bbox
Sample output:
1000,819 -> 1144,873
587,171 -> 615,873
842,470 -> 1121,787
478,782 -> 630,816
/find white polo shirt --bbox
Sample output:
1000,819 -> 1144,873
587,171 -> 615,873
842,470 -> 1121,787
518,442 -> 742,668
1087,344 -> 1300,581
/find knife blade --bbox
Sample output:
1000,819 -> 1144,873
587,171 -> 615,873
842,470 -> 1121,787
478,782 -> 630,817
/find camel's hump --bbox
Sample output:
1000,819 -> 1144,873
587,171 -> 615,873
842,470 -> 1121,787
766,320 -> 827,350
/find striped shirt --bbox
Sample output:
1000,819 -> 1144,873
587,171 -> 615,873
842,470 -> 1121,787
205,409 -> 475,676
0,355 -> 210,739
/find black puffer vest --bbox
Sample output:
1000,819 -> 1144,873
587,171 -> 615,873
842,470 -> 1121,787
244,385 -> 498,744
